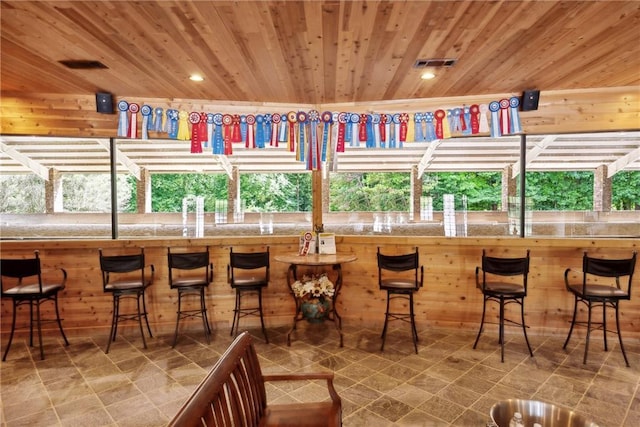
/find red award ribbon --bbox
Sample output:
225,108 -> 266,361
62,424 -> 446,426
336,112 -> 347,152
231,114 -> 242,142
434,109 -> 446,139
128,103 -> 139,139
246,114 -> 256,148
379,113 -> 387,145
459,108 -> 467,132
287,111 -> 297,152
321,111 -> 332,162
470,105 -> 480,134
271,113 -> 281,147
189,112 -> 202,153
299,231 -> 313,256
222,114 -> 233,154
198,112 -> 208,146
399,113 -> 409,146
359,114 -> 368,143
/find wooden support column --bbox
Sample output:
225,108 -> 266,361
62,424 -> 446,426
502,165 -> 517,212
410,166 -> 422,221
312,169 -> 323,231
593,165 -> 612,212
45,168 -> 63,213
228,166 -> 240,223
136,167 -> 151,213
322,170 -> 330,214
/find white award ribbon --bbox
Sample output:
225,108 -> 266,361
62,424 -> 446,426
117,100 -> 129,137
140,105 -> 152,140
271,113 -> 281,147
392,114 -> 401,148
154,107 -> 163,132
331,112 -> 339,171
489,101 -> 501,137
479,104 -> 490,134
499,99 -> 510,135
246,114 -> 255,148
279,114 -> 288,144
509,97 -> 522,134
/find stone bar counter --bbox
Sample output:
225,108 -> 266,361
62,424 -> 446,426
1,236 -> 638,342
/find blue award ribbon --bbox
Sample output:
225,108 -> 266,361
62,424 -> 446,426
255,115 -> 264,148
391,114 -> 401,148
344,113 -> 353,144
213,113 -> 224,154
414,113 -> 425,142
297,111 -> 307,163
140,105 -> 152,140
278,114 -> 288,142
321,111 -> 332,162
424,112 -> 437,141
167,109 -> 179,139
164,109 -> 171,133
365,114 -> 374,148
462,107 -> 472,135
489,101 -> 501,137
509,97 -> 522,134
240,115 -> 247,144
154,107 -> 163,132
263,114 -> 272,146
372,113 -> 381,147
451,108 -> 461,133
117,100 -> 129,137
308,110 -> 319,170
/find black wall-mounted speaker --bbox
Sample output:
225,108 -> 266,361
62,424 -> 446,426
95,92 -> 114,114
521,90 -> 540,111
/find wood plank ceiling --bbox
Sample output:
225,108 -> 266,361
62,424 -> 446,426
1,1 -> 640,176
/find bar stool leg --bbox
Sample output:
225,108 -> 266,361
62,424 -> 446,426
499,297 -> 505,363
200,288 -> 212,343
380,292 -> 391,351
584,300 -> 593,364
231,291 -> 241,337
520,299 -> 533,357
54,294 -> 69,346
137,292 -> 148,349
614,301 -> 630,367
106,294 -> 119,354
602,302 -> 608,352
172,291 -> 183,348
563,297 -> 579,350
2,300 -> 19,361
409,293 -> 418,354
257,289 -> 269,344
141,291 -> 153,338
473,296 -> 488,349
36,300 -> 44,360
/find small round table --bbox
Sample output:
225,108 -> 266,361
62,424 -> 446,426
274,252 -> 357,347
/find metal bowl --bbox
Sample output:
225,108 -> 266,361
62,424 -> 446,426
490,399 -> 599,427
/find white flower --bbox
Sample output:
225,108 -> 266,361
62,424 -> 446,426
292,274 -> 335,301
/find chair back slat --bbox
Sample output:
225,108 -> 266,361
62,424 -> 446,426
1,251 -> 43,293
168,332 -> 267,427
230,250 -> 270,270
482,254 -> 530,276
169,251 -> 210,270
99,252 -> 145,273
583,253 -> 636,278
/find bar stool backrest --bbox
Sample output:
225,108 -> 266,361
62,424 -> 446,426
1,251 -> 43,294
377,247 -> 423,290
99,248 -> 146,290
581,251 -> 636,298
479,250 -> 530,293
228,248 -> 270,283
168,248 -> 212,287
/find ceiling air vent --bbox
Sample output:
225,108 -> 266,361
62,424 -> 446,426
59,60 -> 108,69
414,58 -> 457,68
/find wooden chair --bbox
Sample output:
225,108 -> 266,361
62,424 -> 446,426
227,247 -> 270,343
563,251 -> 637,366
99,248 -> 154,353
377,247 -> 424,353
1,250 -> 69,361
168,247 -> 213,347
473,249 -> 533,362
168,331 -> 342,427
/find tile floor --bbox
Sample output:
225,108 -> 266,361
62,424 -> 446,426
1,322 -> 639,427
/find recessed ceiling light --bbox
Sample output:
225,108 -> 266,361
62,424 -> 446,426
189,74 -> 204,82
421,72 -> 436,80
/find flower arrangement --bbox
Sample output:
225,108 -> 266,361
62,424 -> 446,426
292,274 -> 335,302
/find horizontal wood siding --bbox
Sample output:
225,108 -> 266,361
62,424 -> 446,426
1,236 -> 638,343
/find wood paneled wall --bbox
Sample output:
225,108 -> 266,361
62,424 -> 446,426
1,86 -> 638,137
1,236 -> 638,344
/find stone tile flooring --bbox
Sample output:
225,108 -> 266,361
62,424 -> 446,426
1,323 -> 639,426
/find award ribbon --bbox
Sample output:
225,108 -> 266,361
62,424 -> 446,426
509,96 -> 522,134
240,115 -> 247,145
189,112 -> 202,153
379,113 -> 388,147
299,231 -> 313,256
384,114 -> 392,148
271,113 -> 281,147
297,111 -> 308,163
206,113 -> 215,150
308,110 -> 320,170
177,110 -> 190,141
117,100 -> 129,137
365,114 -> 374,147
444,110 -> 452,138
213,113 -> 224,155
222,114 -> 233,154
462,106 -> 471,135
470,105 -> 480,134
349,113 -> 359,147
198,113 -> 208,147
372,114 -> 381,147
287,111 -> 297,152
391,114 -> 400,148
231,115 -> 242,143
336,112 -> 347,152
358,113 -> 368,145
414,113 -> 425,142
488,101 -> 501,137
165,109 -> 172,134
321,111 -> 332,162
451,108 -> 462,133
499,99 -> 510,135
424,112 -> 437,141
154,107 -> 163,132
434,109 -> 446,140
167,109 -> 179,139
399,113 -> 409,147
128,103 -> 140,139
330,113 -> 339,170
479,104 -> 490,133
278,114 -> 288,144
256,115 -> 265,148
246,114 -> 256,148
140,105 -> 152,140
